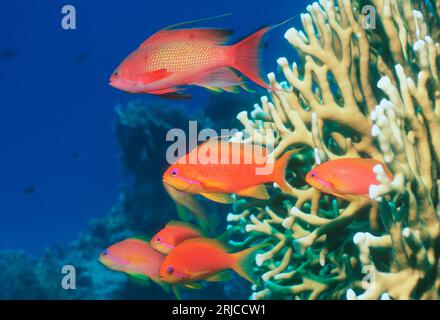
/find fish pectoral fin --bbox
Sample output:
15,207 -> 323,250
205,270 -> 232,282
183,282 -> 203,290
158,92 -> 193,100
148,87 -> 193,100
138,68 -> 172,83
192,67 -> 244,92
151,278 -> 171,293
127,273 -> 151,287
200,192 -> 235,204
236,185 -> 270,200
172,286 -> 183,300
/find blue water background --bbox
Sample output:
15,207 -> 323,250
0,0 -> 307,255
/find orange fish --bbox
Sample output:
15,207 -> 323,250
159,237 -> 263,287
99,237 -> 168,290
109,17 -> 274,99
151,220 -> 206,254
305,158 -> 394,199
162,139 -> 299,203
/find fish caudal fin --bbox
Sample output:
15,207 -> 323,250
230,26 -> 271,89
273,149 -> 302,195
231,244 -> 266,284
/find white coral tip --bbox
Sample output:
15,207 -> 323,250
236,111 -> 248,121
395,64 -> 404,75
290,207 -> 301,216
371,125 -> 381,137
312,2 -> 321,10
381,293 -> 391,300
403,227 -> 411,238
380,99 -> 393,110
255,254 -> 265,266
245,224 -> 253,232
319,255 -> 325,267
273,182 -> 279,189
277,57 -> 288,66
373,164 -> 385,175
282,217 -> 293,229
377,76 -> 391,90
413,39 -> 425,51
412,10 -> 423,19
353,232 -> 366,245
267,72 -> 276,82
314,148 -> 322,165
346,289 -> 357,300
284,28 -> 297,40
369,184 -> 380,200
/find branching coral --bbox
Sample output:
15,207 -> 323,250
227,0 -> 440,300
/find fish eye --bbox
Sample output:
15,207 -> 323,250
311,171 -> 317,178
155,237 -> 161,242
102,249 -> 109,256
170,168 -> 179,177
113,69 -> 120,78
167,266 -> 174,274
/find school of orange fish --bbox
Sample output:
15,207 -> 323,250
99,17 -> 394,298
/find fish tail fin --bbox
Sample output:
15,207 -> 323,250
273,148 -> 303,194
231,243 -> 267,284
229,26 -> 271,89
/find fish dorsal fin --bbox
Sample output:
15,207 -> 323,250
141,13 -> 233,48
200,192 -> 235,204
205,270 -> 232,282
165,220 -> 205,236
141,28 -> 234,48
163,13 -> 233,30
130,235 -> 150,243
236,185 -> 270,200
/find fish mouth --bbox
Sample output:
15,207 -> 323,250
109,77 -> 140,93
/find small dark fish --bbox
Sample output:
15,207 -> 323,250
1,50 -> 17,59
24,186 -> 36,195
76,52 -> 88,63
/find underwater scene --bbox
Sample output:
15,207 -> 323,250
1,0 -> 439,301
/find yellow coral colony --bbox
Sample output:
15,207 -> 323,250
226,0 -> 440,300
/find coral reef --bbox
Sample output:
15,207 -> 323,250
227,0 -> 440,299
